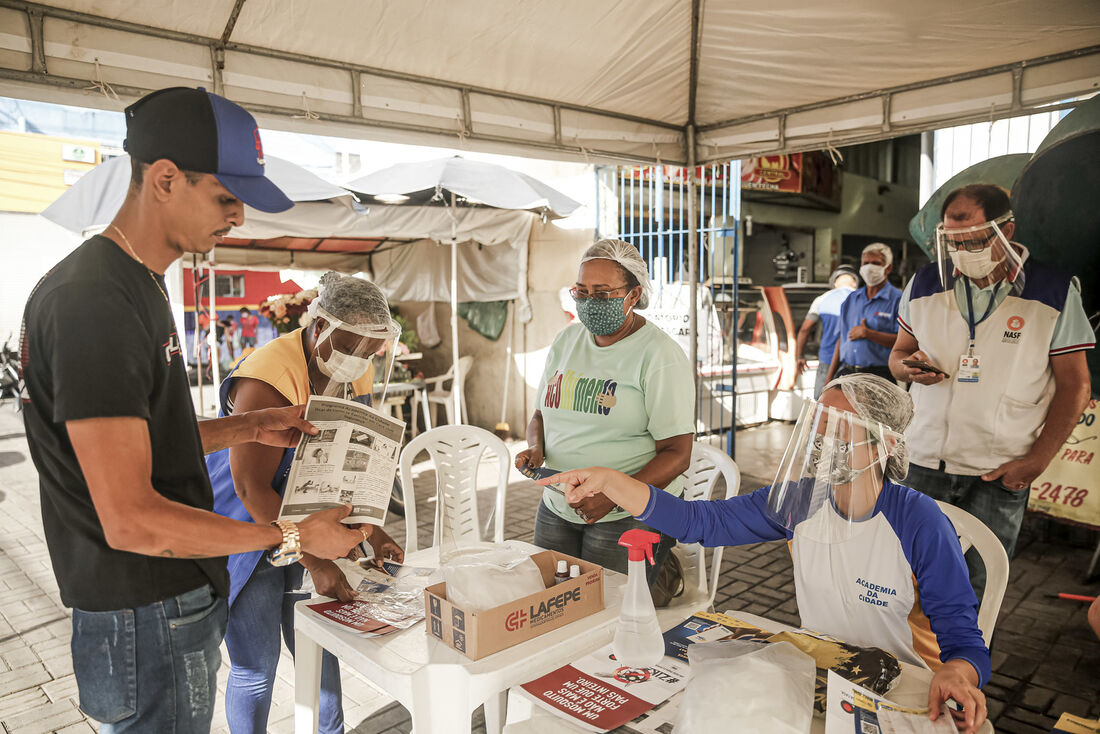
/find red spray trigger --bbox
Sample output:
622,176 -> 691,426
618,529 -> 660,565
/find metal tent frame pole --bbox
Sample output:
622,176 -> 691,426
449,192 -> 463,425
686,126 -> 699,426
207,262 -> 220,409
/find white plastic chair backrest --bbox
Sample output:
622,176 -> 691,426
677,442 -> 741,609
431,355 -> 474,395
935,500 -> 1008,648
397,424 -> 510,554
456,355 -> 474,390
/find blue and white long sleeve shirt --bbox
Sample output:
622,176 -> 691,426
638,479 -> 991,686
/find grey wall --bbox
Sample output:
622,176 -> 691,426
739,172 -> 919,284
393,220 -> 594,433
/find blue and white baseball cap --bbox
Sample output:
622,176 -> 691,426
123,87 -> 293,213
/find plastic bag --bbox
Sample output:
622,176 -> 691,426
678,641 -> 816,734
441,547 -> 546,612
354,561 -> 441,628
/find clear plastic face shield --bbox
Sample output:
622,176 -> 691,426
767,400 -> 903,543
306,302 -> 402,404
934,212 -> 1025,292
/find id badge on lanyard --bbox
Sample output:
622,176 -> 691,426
959,282 -> 1000,384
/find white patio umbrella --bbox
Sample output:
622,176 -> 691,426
346,156 -> 582,220
41,154 -> 352,235
346,156 -> 581,425
41,154 -> 352,411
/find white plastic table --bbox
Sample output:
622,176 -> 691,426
374,379 -> 431,435
502,609 -> 995,734
294,542 -> 685,734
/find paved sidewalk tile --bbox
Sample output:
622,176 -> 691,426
1,409 -> 1098,733
1,699 -> 84,733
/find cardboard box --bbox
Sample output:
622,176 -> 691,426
424,550 -> 604,660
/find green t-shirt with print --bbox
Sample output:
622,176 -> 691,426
537,320 -> 696,523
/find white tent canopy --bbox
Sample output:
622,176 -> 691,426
38,153 -> 536,305
216,204 -> 535,310
0,1 -> 1096,165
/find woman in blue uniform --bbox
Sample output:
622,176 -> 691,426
543,375 -> 990,734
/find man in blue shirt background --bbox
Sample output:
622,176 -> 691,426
795,265 -> 859,397
827,242 -> 902,383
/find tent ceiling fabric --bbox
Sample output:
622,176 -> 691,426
0,0 -> 1097,163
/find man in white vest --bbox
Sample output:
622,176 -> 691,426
889,184 -> 1093,599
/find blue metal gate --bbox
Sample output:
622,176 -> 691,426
595,162 -> 742,456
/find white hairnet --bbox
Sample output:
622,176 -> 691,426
862,242 -> 894,267
306,271 -> 400,339
580,239 -> 652,310
823,374 -> 913,482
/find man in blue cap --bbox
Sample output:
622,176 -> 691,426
20,88 -> 366,732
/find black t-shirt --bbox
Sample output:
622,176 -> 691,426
22,236 -> 229,611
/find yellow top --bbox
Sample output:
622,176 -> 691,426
231,327 -> 375,405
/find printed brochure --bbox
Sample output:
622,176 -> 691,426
278,395 -> 405,525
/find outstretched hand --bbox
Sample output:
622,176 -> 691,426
250,404 -> 318,447
541,467 -> 650,516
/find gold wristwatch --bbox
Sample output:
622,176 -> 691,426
269,520 -> 302,566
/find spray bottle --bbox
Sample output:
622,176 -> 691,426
612,529 -> 664,668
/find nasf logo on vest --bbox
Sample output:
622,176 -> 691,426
1002,315 -> 1025,344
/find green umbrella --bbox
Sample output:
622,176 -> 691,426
1012,95 -> 1100,392
908,154 -> 1030,258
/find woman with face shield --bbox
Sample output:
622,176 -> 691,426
515,239 -> 695,582
204,271 -> 405,734
544,375 -> 990,734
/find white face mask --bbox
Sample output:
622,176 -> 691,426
316,349 -> 372,383
949,248 -> 1003,279
859,263 -> 886,287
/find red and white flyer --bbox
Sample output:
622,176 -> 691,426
305,600 -> 404,636
519,645 -> 690,732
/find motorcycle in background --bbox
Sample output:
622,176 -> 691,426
1,334 -> 22,411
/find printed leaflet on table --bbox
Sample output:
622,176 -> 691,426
306,561 -> 436,637
825,670 -> 955,734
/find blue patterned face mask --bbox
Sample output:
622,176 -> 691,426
576,297 -> 628,336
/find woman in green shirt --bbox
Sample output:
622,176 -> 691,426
516,239 -> 696,580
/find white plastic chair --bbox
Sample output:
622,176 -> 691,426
411,355 -> 473,428
380,393 -> 407,420
935,500 -> 1009,648
668,442 -> 741,612
397,424 -> 510,554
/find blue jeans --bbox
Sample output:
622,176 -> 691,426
71,584 -> 228,733
904,463 -> 1030,601
533,501 -> 675,584
224,560 -> 343,734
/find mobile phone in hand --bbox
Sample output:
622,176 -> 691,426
517,464 -> 566,494
901,358 -> 949,377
